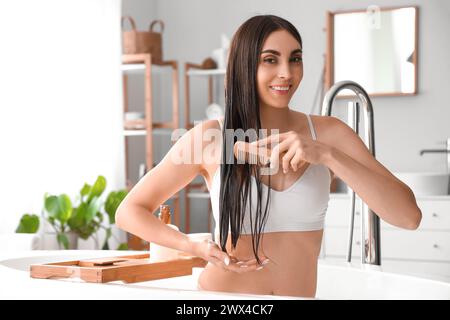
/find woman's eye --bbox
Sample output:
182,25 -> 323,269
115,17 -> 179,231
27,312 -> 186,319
263,57 -> 302,64
263,58 -> 276,64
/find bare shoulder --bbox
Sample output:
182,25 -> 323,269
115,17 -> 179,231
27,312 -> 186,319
187,118 -> 222,177
178,118 -> 222,146
307,114 -> 344,146
305,114 -> 345,180
286,110 -> 343,143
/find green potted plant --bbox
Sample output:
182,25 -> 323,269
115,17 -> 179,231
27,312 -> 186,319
17,175 -> 129,250
69,175 -> 128,250
67,176 -> 105,249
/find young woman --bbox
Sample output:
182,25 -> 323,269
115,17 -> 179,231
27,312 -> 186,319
116,15 -> 422,298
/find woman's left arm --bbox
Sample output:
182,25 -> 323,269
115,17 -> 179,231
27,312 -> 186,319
321,117 -> 422,230
254,117 -> 422,230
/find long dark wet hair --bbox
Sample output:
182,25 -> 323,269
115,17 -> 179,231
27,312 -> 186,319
219,15 -> 303,264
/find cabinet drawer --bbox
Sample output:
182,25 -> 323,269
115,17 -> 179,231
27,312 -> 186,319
416,200 -> 450,230
327,198 -> 450,231
381,229 -> 450,261
324,227 -> 450,262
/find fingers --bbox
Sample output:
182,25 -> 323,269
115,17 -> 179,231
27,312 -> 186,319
269,139 -> 291,172
250,135 -> 276,148
251,132 -> 287,148
224,257 -> 270,274
290,149 -> 302,171
281,142 -> 299,174
204,240 -> 271,273
207,240 -> 230,265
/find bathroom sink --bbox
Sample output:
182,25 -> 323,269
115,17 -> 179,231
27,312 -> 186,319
393,172 -> 450,196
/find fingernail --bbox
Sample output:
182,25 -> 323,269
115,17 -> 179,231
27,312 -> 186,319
236,261 -> 244,265
256,266 -> 264,271
262,259 -> 270,265
224,256 -> 230,266
240,264 -> 248,268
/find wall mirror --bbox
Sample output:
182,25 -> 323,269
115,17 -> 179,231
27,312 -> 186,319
325,6 -> 418,96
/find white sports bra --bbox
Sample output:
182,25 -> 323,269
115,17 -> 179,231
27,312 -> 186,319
208,114 -> 331,237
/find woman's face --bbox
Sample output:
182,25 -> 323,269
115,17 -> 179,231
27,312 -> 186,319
257,29 -> 303,109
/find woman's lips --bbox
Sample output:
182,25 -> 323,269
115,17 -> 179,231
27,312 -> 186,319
269,85 -> 291,95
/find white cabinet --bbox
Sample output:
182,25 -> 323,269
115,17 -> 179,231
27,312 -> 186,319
321,194 -> 450,281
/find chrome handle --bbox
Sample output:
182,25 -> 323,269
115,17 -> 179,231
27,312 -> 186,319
419,149 -> 450,155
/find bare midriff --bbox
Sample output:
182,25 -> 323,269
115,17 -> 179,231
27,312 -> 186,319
197,230 -> 323,298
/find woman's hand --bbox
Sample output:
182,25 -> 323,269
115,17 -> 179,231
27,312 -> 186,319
191,239 -> 270,273
251,131 -> 332,174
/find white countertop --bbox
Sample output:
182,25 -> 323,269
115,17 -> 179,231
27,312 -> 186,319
0,250 -> 301,300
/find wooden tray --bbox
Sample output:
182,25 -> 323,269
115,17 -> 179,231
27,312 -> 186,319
30,253 -> 207,283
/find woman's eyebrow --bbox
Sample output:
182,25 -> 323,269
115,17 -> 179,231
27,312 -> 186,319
260,49 -> 302,55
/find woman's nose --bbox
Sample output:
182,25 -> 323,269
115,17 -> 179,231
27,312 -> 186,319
277,62 -> 293,79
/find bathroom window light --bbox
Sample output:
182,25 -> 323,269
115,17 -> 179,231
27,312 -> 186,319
0,0 -> 124,233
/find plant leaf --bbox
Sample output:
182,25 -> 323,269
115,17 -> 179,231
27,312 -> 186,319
45,194 -> 72,224
80,183 -> 91,197
86,196 -> 101,224
44,195 -> 59,219
88,176 -> 106,202
68,206 -> 84,230
56,194 -> 73,224
104,190 -> 128,224
16,214 -> 40,233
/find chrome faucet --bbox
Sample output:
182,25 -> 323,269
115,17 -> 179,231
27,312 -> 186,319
321,80 -> 381,266
419,138 -> 450,173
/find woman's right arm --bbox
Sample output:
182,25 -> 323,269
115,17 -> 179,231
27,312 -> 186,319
115,121 -> 213,255
115,120 -> 269,272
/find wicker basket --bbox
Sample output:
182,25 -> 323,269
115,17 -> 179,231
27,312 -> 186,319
121,16 -> 164,63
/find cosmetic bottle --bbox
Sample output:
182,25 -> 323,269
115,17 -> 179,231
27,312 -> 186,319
149,204 -> 180,262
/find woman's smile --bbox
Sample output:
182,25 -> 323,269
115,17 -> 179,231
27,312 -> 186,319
269,84 -> 292,96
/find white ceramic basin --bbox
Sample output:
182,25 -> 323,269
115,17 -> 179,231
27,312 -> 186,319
393,172 -> 449,196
